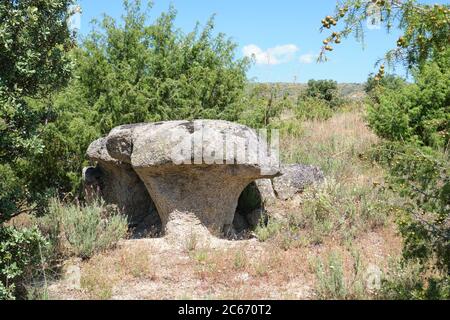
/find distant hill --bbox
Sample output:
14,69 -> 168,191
247,82 -> 367,101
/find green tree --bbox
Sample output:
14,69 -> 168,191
365,73 -> 406,96
367,50 -> 449,148
29,0 -> 250,197
0,0 -> 75,221
73,0 -> 248,132
0,0 -> 75,300
304,79 -> 342,109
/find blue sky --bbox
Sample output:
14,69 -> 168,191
75,0 -> 447,83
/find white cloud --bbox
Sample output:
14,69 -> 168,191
299,53 -> 317,64
243,44 -> 299,65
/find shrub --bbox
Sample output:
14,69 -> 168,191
74,2 -> 248,129
37,199 -> 128,259
367,49 -> 450,149
367,87 -> 415,142
369,141 -> 449,299
295,96 -> 333,121
365,73 -> 407,96
239,84 -> 292,128
0,164 -> 23,220
271,118 -> 304,139
301,180 -> 391,243
382,144 -> 449,272
366,50 -> 450,298
25,0 -> 251,199
380,260 -> 450,300
255,180 -> 393,247
289,79 -> 343,124
313,250 -> 366,299
303,79 -> 343,109
0,226 -> 47,300
254,218 -> 283,242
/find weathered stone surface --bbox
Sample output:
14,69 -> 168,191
254,179 -> 277,204
86,120 -> 280,236
272,164 -> 324,200
61,258 -> 81,290
84,137 -> 160,228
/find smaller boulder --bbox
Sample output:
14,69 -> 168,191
272,164 -> 324,200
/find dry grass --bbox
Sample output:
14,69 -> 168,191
309,230 -> 402,300
50,229 -> 401,299
79,243 -> 156,299
258,110 -> 400,247
187,244 -> 314,299
63,239 -> 315,299
282,111 -> 380,182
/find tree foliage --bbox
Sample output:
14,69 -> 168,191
392,147 -> 449,274
0,0 -> 75,300
372,142 -> 449,280
74,0 -> 248,132
367,49 -> 449,148
304,79 -> 343,109
28,0 -> 250,197
364,32 -> 449,297
295,96 -> 334,121
238,84 -> 290,128
0,0 -> 75,222
365,73 -> 406,96
323,1 -> 450,295
0,226 -> 47,300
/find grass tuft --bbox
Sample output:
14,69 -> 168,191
36,198 -> 128,259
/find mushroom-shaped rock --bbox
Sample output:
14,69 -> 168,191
131,120 -> 280,233
84,132 -> 159,228
90,120 -> 280,235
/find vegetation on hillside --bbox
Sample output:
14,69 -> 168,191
0,0 -> 75,299
366,53 -> 450,298
319,0 -> 449,299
